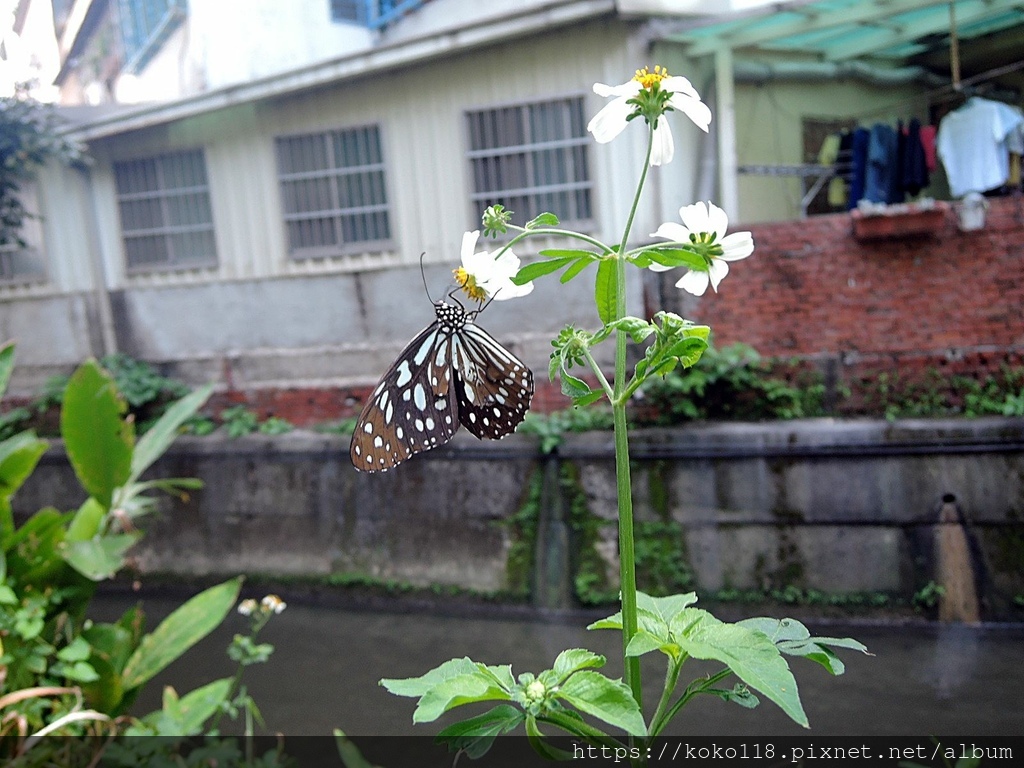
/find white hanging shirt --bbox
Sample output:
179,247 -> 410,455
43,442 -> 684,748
936,97 -> 1024,197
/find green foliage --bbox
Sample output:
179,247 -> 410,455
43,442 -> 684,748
221,406 -> 259,438
258,416 -> 294,435
912,580 -> 946,612
638,343 -> 827,423
0,90 -> 86,250
502,469 -> 544,599
0,345 -> 263,752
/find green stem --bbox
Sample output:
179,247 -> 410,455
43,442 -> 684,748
497,227 -> 615,258
656,667 -> 733,733
582,346 -> 615,401
613,127 -> 655,725
647,658 -> 684,739
538,711 -> 625,751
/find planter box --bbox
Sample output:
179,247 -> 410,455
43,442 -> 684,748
851,202 -> 950,240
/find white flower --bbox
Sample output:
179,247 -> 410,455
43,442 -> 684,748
237,598 -> 258,616
649,201 -> 753,296
454,230 -> 534,302
588,66 -> 712,167
261,594 -> 286,614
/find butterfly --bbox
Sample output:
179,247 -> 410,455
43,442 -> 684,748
350,298 -> 533,472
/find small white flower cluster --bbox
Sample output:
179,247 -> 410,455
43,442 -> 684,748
237,594 -> 287,617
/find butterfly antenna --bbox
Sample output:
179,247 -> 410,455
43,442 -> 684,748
419,253 -> 436,303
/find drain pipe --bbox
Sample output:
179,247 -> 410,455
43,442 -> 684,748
935,493 -> 981,624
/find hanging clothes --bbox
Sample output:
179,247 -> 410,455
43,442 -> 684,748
902,118 -> 930,196
864,123 -> 898,203
936,96 -> 1024,197
847,126 -> 870,209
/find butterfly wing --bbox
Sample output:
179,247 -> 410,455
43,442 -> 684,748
452,322 -> 534,439
350,322 -> 461,472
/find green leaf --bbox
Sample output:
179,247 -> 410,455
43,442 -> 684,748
595,258 -> 617,326
549,649 -> 606,683
624,630 -> 671,658
559,370 -> 593,400
60,360 -> 134,509
672,609 -> 808,728
513,256 -> 578,285
57,636 -> 93,662
380,657 -> 479,698
53,660 -> 101,683
525,715 -> 576,760
62,532 -> 141,580
560,256 -> 596,284
637,591 -> 699,624
737,618 -> 870,675
130,384 -> 212,483
174,677 -> 233,734
436,705 -> 524,759
571,390 -> 605,408
412,672 -> 512,724
66,498 -> 106,542
555,671 -> 646,737
644,247 -> 705,270
607,317 -> 656,344
334,729 -> 381,768
710,683 -> 760,709
121,576 -> 242,690
0,341 -> 14,400
0,430 -> 48,500
526,212 -> 559,229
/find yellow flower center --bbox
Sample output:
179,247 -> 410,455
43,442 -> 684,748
454,266 -> 488,302
633,65 -> 669,90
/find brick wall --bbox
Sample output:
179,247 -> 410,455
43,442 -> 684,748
662,195 -> 1024,407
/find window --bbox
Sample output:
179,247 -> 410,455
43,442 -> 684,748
118,0 -> 187,72
0,183 -> 46,285
114,149 -> 218,272
466,96 -> 592,228
275,125 -> 392,258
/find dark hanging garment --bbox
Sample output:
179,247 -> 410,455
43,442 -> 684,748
848,126 -> 870,209
902,117 -> 930,195
891,120 -> 906,203
865,123 -> 897,203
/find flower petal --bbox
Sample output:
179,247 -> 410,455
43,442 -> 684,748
662,75 -> 701,100
719,231 -> 754,261
594,80 -> 641,98
587,96 -> 635,143
678,201 -> 713,234
707,259 -> 730,292
667,92 -> 712,133
675,269 -> 710,296
650,222 -> 691,242
705,201 -> 730,239
461,230 -> 481,263
649,120 -> 675,166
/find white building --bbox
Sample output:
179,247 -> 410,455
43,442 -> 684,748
2,0 -> 1021,395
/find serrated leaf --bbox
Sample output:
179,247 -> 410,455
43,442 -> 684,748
436,705 -> 524,759
595,258 -> 617,325
413,672 -> 512,723
637,591 -> 699,624
130,384 -> 212,483
672,609 -> 808,727
624,630 -> 671,658
645,247 -> 706,271
549,649 -> 606,682
559,369 -> 593,399
560,256 -> 596,284
571,390 -> 605,408
381,657 -> 480,698
555,671 -> 646,736
121,577 -> 242,690
526,212 -> 559,228
61,360 -> 134,509
587,610 -> 623,631
608,317 -> 656,343
512,256 -> 576,285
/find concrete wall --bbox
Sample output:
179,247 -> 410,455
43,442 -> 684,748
13,418 -> 1024,613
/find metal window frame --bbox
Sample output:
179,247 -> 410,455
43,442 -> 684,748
114,148 -> 219,275
464,94 -> 594,231
274,123 -> 394,260
118,0 -> 188,74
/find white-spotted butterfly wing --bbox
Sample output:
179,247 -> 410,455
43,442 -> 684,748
350,301 -> 533,472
